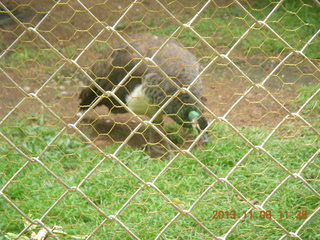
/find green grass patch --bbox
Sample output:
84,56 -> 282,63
292,84 -> 320,113
0,44 -> 60,69
1,0 -> 318,70
148,0 -> 319,58
0,44 -> 78,70
0,116 -> 319,239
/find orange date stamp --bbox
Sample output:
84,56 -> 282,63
212,210 -> 308,220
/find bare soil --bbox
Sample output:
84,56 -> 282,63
0,59 -> 316,151
1,0 -> 319,152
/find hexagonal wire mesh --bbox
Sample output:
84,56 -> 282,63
0,0 -> 319,239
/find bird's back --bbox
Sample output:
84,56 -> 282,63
80,34 -> 204,123
112,34 -> 204,125
113,34 -> 203,101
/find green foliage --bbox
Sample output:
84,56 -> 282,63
292,84 -> 320,113
2,1 -> 318,67
150,0 -> 319,58
266,0 -> 320,58
0,44 -> 60,69
0,44 -> 77,70
0,118 -> 318,239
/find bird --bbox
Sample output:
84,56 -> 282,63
79,34 -> 208,150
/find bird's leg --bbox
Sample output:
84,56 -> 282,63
146,115 -> 173,159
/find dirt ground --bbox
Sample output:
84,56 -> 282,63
1,0 -> 319,151
1,57 -> 318,150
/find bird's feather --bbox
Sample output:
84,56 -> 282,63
79,34 -> 208,136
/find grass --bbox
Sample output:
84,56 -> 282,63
0,115 -> 319,239
0,44 -> 78,69
148,0 -> 319,58
1,0 -> 318,72
0,44 -> 60,69
0,0 -> 319,239
293,83 -> 320,113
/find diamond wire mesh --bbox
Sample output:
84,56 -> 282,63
0,0 -> 319,239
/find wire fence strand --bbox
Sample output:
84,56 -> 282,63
0,0 -> 319,239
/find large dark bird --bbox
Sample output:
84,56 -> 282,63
79,34 -> 208,145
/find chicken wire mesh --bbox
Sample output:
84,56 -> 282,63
0,0 -> 319,239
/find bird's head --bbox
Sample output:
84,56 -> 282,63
169,104 -> 209,144
188,110 -> 209,144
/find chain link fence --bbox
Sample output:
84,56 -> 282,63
0,0 -> 319,239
